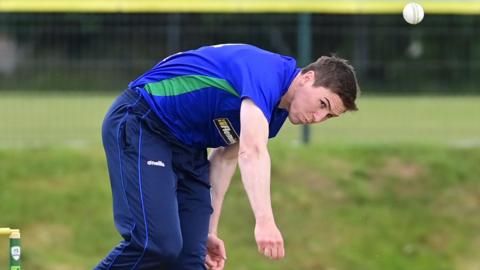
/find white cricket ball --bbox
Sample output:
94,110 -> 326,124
403,2 -> 424,25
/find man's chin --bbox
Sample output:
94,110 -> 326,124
289,117 -> 302,125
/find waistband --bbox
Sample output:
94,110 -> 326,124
120,87 -> 185,148
122,87 -> 151,113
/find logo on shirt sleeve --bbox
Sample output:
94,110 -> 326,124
213,118 -> 239,145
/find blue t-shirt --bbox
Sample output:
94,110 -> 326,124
129,44 -> 300,148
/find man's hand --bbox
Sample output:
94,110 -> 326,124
205,234 -> 227,270
255,219 -> 285,260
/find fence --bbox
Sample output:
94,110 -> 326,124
1,12 -> 479,93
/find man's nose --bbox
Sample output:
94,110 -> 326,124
313,111 -> 328,123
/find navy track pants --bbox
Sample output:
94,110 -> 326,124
95,89 -> 212,270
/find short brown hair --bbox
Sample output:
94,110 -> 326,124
302,55 -> 360,111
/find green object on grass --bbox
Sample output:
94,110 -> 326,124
9,230 -> 21,270
0,228 -> 21,270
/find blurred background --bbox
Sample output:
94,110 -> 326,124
1,1 -> 479,269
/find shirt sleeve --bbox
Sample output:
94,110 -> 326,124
235,53 -> 296,122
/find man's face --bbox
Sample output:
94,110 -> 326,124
288,71 -> 346,125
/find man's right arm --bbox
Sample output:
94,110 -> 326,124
237,98 -> 285,260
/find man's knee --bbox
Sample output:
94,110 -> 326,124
95,236 -> 184,270
172,252 -> 207,270
144,235 -> 183,264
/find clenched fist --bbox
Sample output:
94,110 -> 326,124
255,219 -> 285,260
205,234 -> 227,270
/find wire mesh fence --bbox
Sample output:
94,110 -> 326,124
1,13 -> 479,93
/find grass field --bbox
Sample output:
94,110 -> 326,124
1,93 -> 479,147
1,93 -> 480,270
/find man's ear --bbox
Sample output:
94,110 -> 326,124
302,70 -> 315,85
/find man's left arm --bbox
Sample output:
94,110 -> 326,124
206,144 -> 239,270
208,144 -> 239,235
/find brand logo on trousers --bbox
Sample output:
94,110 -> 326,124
147,160 -> 165,167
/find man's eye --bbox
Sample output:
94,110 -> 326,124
320,100 -> 326,108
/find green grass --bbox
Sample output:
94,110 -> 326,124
1,93 -> 480,269
1,145 -> 480,270
277,96 -> 480,146
0,92 -> 112,148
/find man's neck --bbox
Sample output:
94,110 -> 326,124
278,73 -> 299,110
